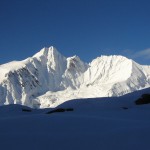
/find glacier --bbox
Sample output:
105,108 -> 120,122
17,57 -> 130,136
0,46 -> 150,108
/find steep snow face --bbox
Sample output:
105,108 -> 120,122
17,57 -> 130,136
84,55 -> 132,85
32,47 -> 67,91
63,56 -> 89,89
0,61 -> 26,82
110,61 -> 150,97
0,46 -> 150,108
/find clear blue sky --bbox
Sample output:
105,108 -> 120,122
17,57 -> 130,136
0,0 -> 150,64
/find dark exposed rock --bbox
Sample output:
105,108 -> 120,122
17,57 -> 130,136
66,108 -> 74,111
22,108 -> 32,112
135,94 -> 150,105
121,107 -> 128,110
46,108 -> 74,114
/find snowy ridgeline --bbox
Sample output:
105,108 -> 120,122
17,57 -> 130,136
0,88 -> 150,150
0,46 -> 150,108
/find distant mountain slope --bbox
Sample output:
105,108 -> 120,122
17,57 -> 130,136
0,46 -> 150,108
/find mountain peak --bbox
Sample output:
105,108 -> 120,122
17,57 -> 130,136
67,55 -> 80,62
98,55 -> 131,61
33,46 -> 61,58
90,55 -> 132,66
48,46 -> 59,55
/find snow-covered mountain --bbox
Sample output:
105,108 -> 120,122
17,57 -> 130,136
0,46 -> 150,108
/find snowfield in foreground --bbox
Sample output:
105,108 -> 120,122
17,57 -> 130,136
0,46 -> 150,108
0,88 -> 150,150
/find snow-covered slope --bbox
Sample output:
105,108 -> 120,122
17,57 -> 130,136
0,46 -> 150,108
0,88 -> 150,150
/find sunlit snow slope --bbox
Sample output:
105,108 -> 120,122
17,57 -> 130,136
0,46 -> 150,108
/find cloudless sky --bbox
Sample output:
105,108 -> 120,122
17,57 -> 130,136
0,0 -> 150,64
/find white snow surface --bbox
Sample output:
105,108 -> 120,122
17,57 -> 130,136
0,46 -> 150,108
0,88 -> 150,150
